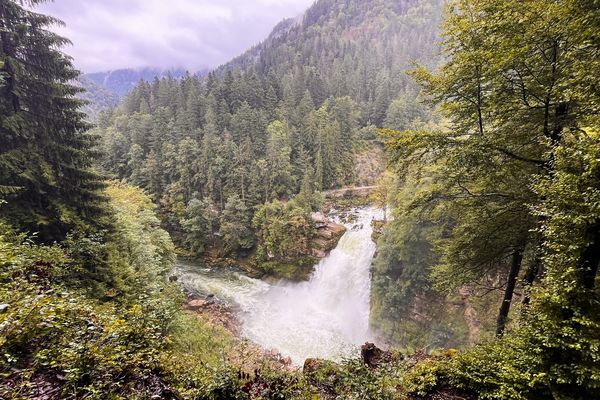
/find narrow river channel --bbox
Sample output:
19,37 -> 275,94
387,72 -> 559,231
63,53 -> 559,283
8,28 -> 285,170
173,207 -> 383,365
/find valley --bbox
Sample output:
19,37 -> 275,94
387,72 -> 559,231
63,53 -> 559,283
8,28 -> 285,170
0,0 -> 598,399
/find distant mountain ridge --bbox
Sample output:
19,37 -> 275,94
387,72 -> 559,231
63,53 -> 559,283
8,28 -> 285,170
78,67 -> 209,119
85,67 -> 197,98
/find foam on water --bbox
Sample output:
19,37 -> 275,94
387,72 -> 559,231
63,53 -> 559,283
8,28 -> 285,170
175,207 -> 382,365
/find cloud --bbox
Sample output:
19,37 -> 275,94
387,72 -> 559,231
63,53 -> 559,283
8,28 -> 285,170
36,0 -> 314,73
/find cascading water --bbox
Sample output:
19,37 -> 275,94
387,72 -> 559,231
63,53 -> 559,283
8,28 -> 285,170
174,207 -> 383,365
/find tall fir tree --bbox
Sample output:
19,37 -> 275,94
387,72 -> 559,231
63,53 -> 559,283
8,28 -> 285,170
0,0 -> 105,241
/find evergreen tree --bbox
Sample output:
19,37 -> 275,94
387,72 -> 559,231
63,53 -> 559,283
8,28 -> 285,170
0,0 -> 105,241
181,197 -> 217,255
220,194 -> 254,254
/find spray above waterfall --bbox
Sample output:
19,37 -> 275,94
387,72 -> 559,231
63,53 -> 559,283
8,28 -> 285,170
175,207 -> 383,365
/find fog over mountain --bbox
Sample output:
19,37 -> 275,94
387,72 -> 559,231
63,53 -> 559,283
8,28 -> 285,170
37,0 -> 315,73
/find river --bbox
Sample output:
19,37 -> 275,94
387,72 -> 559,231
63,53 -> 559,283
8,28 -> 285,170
173,207 -> 383,365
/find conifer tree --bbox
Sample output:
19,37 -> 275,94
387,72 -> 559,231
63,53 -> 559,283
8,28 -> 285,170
0,0 -> 105,241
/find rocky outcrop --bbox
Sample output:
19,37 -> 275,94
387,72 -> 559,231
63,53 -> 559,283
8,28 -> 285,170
185,294 -> 241,335
310,212 -> 346,258
361,342 -> 392,368
183,293 -> 293,372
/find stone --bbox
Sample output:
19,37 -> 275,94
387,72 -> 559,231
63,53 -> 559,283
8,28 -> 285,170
186,299 -> 209,311
361,342 -> 391,368
310,212 -> 328,224
0,304 -> 9,313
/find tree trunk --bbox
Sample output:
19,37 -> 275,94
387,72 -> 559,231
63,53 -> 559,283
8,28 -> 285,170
496,248 -> 524,337
241,174 -> 245,203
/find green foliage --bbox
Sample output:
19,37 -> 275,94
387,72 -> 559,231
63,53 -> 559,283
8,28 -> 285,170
370,165 -> 473,348
397,0 -> 600,398
0,181 -> 256,399
180,197 -> 218,255
0,220 -> 181,398
220,194 -> 255,255
384,98 -> 429,132
60,182 -> 176,299
254,256 -> 319,281
93,0 -> 443,256
253,200 -> 315,261
304,358 -> 406,400
0,0 -> 106,242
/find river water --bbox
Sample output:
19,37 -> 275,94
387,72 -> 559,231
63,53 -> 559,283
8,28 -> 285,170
174,207 -> 383,365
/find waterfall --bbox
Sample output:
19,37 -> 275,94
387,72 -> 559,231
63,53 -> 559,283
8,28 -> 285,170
175,207 -> 383,365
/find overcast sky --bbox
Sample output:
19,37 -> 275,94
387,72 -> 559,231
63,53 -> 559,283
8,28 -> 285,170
36,0 -> 314,73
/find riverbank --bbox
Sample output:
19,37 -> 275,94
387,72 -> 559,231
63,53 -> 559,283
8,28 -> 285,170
173,207 -> 384,366
183,291 -> 294,372
180,207 -> 351,282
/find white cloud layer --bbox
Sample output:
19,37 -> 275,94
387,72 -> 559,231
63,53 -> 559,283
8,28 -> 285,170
36,0 -> 315,72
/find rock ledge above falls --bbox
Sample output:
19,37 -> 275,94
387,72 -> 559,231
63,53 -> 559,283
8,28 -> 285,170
310,212 -> 347,258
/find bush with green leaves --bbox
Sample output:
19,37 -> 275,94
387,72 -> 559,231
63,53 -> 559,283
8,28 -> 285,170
0,222 -> 180,398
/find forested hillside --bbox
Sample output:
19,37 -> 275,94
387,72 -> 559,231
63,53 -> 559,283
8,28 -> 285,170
1,0 -> 598,399
85,67 -> 191,98
76,75 -> 121,120
221,0 -> 441,127
78,68 -> 203,119
95,0 -> 443,262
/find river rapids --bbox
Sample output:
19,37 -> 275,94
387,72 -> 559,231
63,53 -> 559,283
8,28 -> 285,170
174,207 -> 383,365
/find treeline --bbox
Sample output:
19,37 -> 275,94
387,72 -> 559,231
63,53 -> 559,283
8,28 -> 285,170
372,0 -> 600,398
95,0 -> 441,256
1,1 -> 225,397
222,0 -> 442,128
97,74 -> 357,256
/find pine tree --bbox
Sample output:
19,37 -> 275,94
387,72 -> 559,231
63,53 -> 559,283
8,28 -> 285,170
220,194 -> 254,254
0,0 -> 105,241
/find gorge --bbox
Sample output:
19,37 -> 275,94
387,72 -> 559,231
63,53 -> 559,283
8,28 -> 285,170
175,207 -> 384,365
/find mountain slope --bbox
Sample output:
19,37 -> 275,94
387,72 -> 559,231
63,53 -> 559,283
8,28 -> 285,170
219,0 -> 443,125
85,67 -> 192,98
76,76 -> 121,120
78,67 -> 210,119
95,0 -> 444,267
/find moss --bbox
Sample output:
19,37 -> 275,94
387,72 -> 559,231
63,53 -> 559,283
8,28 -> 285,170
253,256 -> 319,281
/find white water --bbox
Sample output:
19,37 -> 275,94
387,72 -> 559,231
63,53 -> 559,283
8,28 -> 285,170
174,207 -> 383,365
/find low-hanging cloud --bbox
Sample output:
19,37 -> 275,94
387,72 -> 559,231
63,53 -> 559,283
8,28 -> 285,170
36,0 -> 314,73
